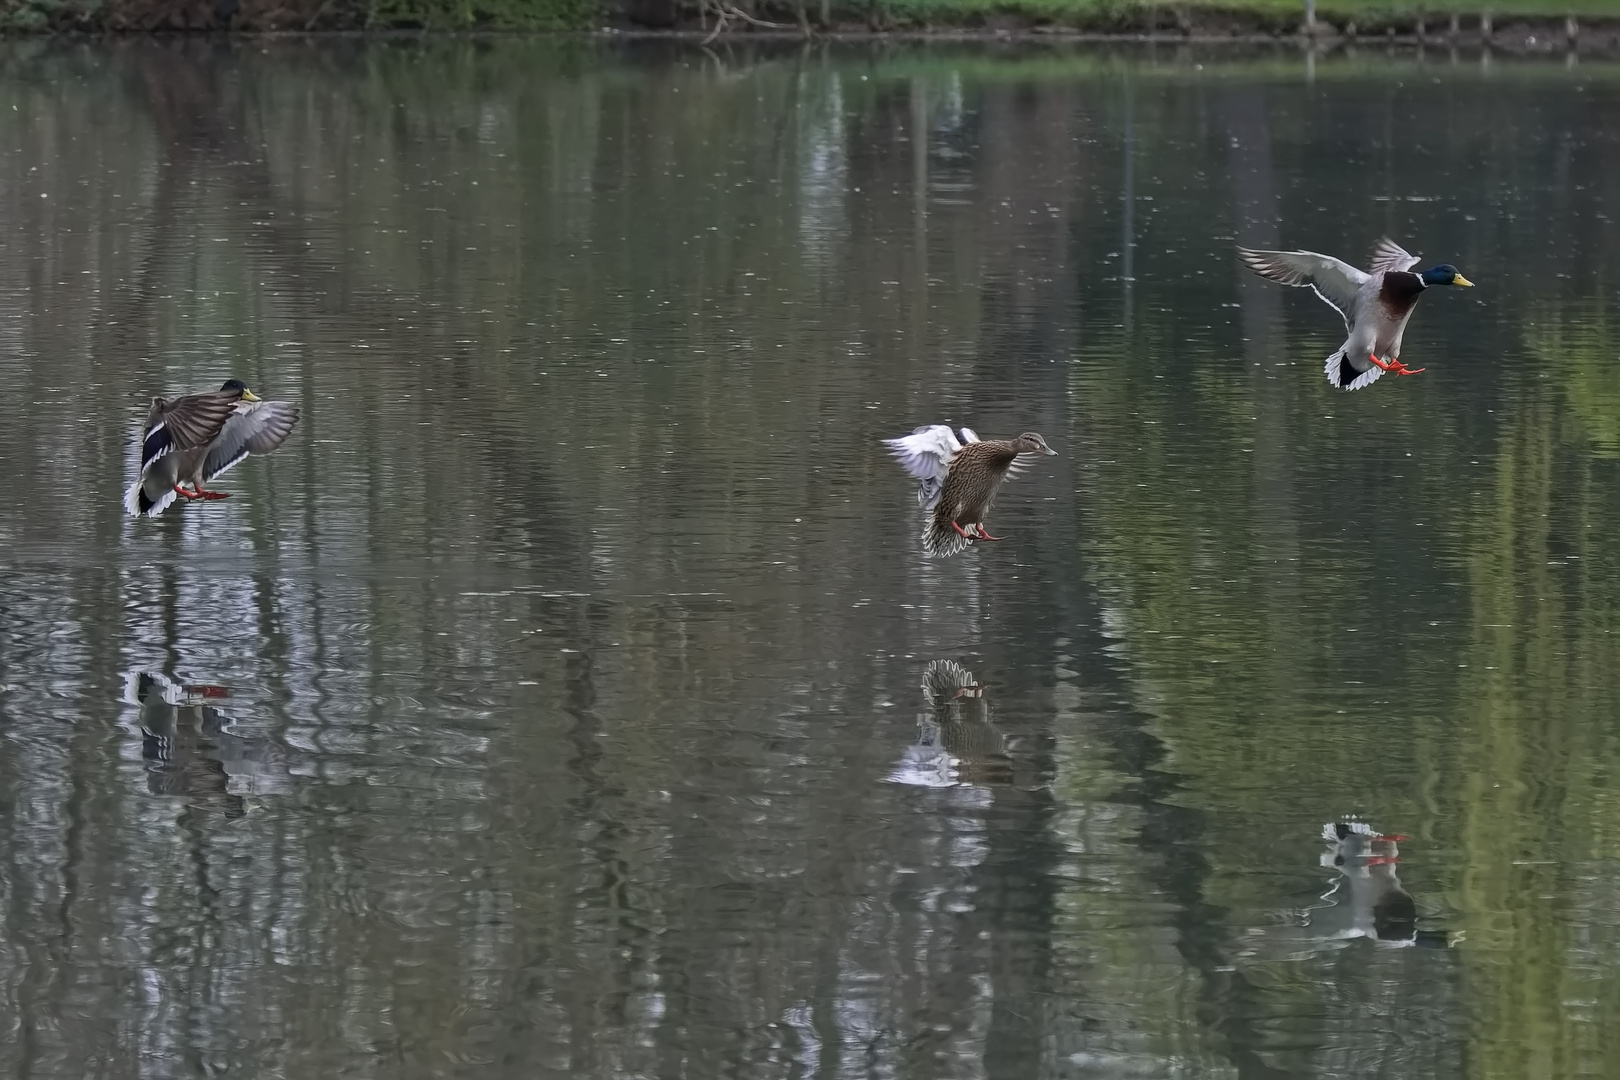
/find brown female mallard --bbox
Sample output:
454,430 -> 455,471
920,431 -> 1056,558
124,379 -> 300,518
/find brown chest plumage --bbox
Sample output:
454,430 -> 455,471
922,441 -> 1022,557
937,442 -> 1018,520
1378,270 -> 1425,320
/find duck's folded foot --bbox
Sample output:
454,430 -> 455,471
974,524 -> 1002,541
1368,353 -> 1425,376
951,521 -> 976,542
189,486 -> 231,500
171,484 -> 199,500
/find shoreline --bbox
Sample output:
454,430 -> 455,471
2,7 -> 1617,54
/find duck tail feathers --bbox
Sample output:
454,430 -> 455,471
1325,349 -> 1384,392
921,517 -> 972,559
124,480 -> 177,518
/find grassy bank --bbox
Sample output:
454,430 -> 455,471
1,0 -> 1615,41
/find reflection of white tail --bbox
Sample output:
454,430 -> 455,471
921,659 -> 977,706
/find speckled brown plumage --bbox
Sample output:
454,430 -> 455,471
922,432 -> 1055,558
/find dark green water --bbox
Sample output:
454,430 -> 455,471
1,35 -> 1619,1079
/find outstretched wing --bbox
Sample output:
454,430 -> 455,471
140,390 -> 240,470
1368,237 -> 1420,274
883,425 -> 963,481
1004,453 -> 1041,482
200,400 -> 300,483
1237,247 -> 1370,331
884,424 -> 969,508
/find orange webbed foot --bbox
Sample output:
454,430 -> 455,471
1368,353 -> 1425,376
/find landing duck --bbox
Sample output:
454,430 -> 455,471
1237,238 -> 1473,391
918,432 -> 1056,558
124,379 -> 300,517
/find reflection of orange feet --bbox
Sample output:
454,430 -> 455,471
1368,353 -> 1425,376
1364,856 -> 1401,866
1373,834 -> 1409,843
974,523 -> 1002,541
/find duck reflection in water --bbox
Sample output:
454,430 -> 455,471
127,673 -> 293,814
1303,822 -> 1453,949
885,660 -> 1013,788
1232,821 -> 1454,963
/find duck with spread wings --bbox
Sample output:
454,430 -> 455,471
124,379 -> 300,518
1237,238 -> 1473,391
883,425 -> 1057,558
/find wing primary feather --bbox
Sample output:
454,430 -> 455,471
1368,237 -> 1421,274
1237,246 -> 1368,320
201,401 -> 300,483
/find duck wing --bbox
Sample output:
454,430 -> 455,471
200,400 -> 300,482
1237,247 -> 1370,331
884,424 -> 967,508
1368,237 -> 1421,274
140,389 -> 241,470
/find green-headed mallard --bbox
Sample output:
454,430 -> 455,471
124,379 -> 300,518
1237,238 -> 1474,391
908,431 -> 1056,558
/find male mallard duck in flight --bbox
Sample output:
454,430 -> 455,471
1237,238 -> 1473,391
885,431 -> 1056,558
124,379 -> 300,517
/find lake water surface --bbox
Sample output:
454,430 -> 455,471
2,35 -> 1619,1080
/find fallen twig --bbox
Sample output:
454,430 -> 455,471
700,0 -> 794,42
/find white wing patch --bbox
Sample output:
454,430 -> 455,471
884,424 -> 978,509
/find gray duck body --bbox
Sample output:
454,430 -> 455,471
1237,238 -> 1473,391
124,380 -> 301,518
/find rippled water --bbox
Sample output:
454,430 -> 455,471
2,35 -> 1619,1079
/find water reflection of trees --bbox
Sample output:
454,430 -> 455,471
0,36 -> 1619,1079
